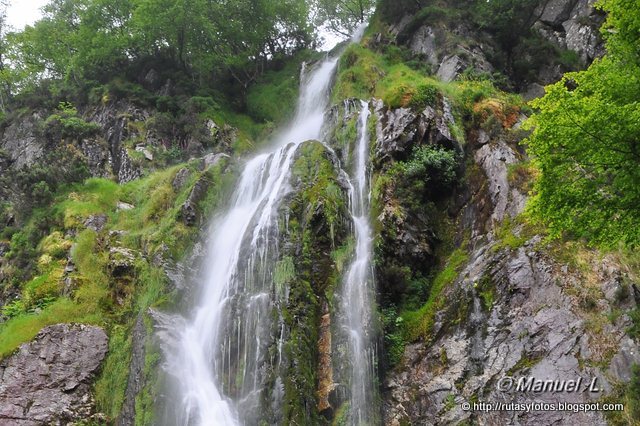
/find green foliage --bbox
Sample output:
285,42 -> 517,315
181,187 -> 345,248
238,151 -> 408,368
400,145 -> 459,193
44,102 -> 100,140
473,0 -> 541,56
313,0 -> 375,36
246,52 -> 314,123
2,0 -> 314,100
525,57 -> 640,247
381,307 -> 405,367
292,141 -> 347,244
475,273 -> 495,311
402,247 -> 469,342
94,326 -> 131,419
0,298 -> 103,359
524,0 -> 640,248
629,308 -> 640,340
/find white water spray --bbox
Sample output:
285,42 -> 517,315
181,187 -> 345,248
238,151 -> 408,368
340,100 -> 378,424
164,57 -> 338,425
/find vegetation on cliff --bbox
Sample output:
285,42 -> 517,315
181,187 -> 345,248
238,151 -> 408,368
525,0 -> 640,247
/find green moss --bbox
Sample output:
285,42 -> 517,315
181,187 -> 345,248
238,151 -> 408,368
274,256 -> 295,291
292,141 -> 347,245
95,326 -> 131,419
54,178 -> 121,228
0,298 -> 103,359
402,247 -> 469,342
246,52 -> 321,124
475,273 -> 496,311
134,317 -> 162,426
492,217 -> 528,252
507,354 -> 543,375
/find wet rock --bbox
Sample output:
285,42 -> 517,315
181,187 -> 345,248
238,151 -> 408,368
0,324 -> 108,425
143,69 -> 159,86
117,148 -> 142,182
135,145 -> 154,161
118,314 -> 147,426
383,245 -> 621,426
80,139 -> 110,177
437,55 -> 465,82
374,99 -> 460,161
84,214 -> 108,232
0,241 -> 9,257
522,83 -> 546,101
202,152 -> 230,170
537,0 -> 578,27
608,336 -> 640,382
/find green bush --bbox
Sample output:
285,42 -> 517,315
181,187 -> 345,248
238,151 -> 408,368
400,145 -> 460,197
409,83 -> 440,110
45,102 -> 100,140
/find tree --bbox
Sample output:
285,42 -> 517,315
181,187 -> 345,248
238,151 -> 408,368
524,0 -> 640,246
2,0 -> 315,94
314,0 -> 376,37
0,0 -> 10,111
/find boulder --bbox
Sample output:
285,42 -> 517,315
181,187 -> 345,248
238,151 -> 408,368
202,153 -> 230,170
0,324 -> 108,425
83,214 -> 108,232
172,167 -> 192,191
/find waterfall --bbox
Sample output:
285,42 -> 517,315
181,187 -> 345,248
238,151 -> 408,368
163,57 -> 339,425
339,100 -> 378,424
161,24 -> 378,426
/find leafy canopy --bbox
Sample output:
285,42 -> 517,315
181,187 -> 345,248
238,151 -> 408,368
525,0 -> 640,246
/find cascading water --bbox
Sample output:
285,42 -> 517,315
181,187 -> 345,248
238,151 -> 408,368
162,57 -> 339,425
161,24 -> 378,426
339,101 -> 378,424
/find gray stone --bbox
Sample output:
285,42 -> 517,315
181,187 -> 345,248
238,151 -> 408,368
474,140 -> 526,224
538,0 -> 578,27
116,201 -> 135,211
172,167 -> 192,191
437,55 -> 465,82
118,314 -> 147,425
374,98 -> 460,161
179,174 -> 210,226
108,246 -> 136,277
409,26 -> 439,67
135,145 -> 154,161
608,336 -> 640,382
0,324 -> 108,425
522,83 -> 546,101
83,214 -> 108,232
202,152 -> 230,170
0,113 -> 43,169
80,139 -> 110,177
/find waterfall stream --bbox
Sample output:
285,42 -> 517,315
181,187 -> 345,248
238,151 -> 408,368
162,26 -> 377,426
340,100 -> 378,424
164,57 -> 339,425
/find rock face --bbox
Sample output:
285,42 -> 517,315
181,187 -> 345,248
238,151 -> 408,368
0,324 -> 108,425
391,0 -> 603,88
373,99 -> 460,162
375,99 -> 640,425
535,0 -> 606,63
0,113 -> 43,170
